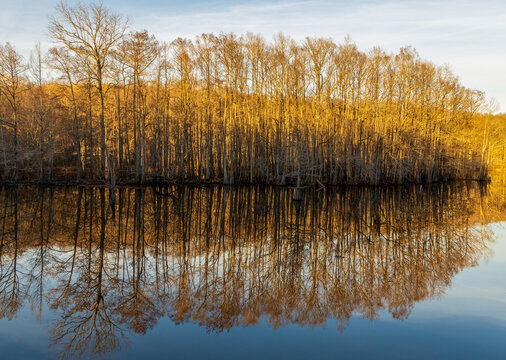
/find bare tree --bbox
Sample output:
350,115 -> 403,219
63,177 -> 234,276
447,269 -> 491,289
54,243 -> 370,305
0,42 -> 25,180
49,1 -> 128,184
119,30 -> 159,182
46,46 -> 83,181
29,43 -> 47,182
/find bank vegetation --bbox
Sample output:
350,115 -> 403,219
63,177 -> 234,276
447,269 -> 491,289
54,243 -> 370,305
0,2 -> 504,186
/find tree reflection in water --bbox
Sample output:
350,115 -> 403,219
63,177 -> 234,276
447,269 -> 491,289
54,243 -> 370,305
0,184 -> 497,358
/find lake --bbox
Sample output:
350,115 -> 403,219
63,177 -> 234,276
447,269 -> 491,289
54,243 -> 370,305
0,184 -> 505,359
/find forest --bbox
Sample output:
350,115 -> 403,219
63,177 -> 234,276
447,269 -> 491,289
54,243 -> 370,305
0,2 -> 505,186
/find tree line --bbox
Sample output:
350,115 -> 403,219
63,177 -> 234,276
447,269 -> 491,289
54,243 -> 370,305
0,2 -> 497,185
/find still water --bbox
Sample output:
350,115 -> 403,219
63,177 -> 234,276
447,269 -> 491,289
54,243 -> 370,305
0,184 -> 504,359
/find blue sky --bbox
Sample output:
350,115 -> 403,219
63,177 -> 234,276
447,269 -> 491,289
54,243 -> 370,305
1,0 -> 505,111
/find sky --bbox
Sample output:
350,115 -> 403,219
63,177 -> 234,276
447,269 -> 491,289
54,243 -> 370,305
1,0 -> 505,111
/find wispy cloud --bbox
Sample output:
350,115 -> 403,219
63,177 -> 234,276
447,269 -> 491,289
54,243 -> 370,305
133,0 -> 506,110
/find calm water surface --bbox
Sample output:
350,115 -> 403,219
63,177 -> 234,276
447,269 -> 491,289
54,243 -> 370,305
0,184 -> 505,359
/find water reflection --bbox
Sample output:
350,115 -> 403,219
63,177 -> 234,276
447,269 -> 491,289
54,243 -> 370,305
0,184 -> 497,358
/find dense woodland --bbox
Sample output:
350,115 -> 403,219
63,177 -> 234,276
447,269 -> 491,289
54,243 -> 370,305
0,2 -> 505,185
0,184 -> 499,357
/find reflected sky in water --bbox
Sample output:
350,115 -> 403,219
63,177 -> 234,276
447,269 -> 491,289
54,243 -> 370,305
0,184 -> 505,359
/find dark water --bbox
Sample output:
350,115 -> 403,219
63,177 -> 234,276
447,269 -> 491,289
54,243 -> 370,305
0,184 -> 505,359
